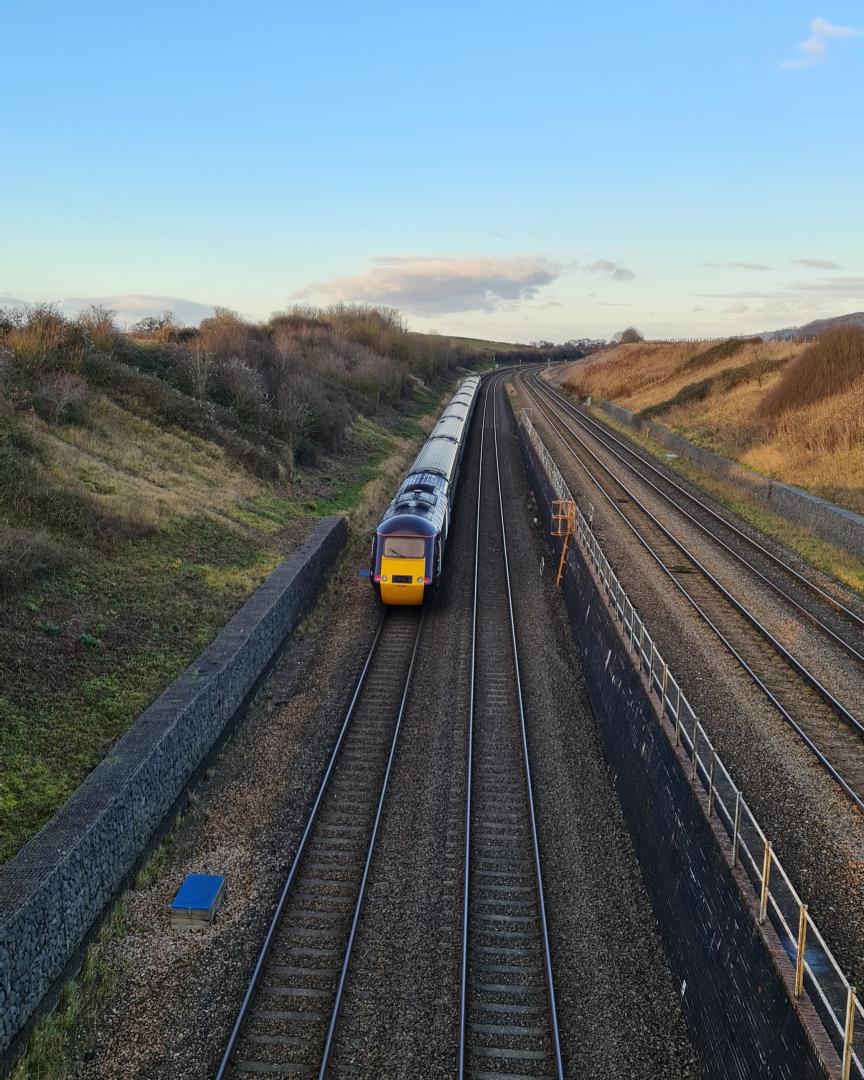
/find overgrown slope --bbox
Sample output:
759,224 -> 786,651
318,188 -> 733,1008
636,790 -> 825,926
0,303 -> 485,864
563,331 -> 864,515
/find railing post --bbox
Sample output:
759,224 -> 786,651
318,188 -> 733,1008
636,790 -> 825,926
673,685 -> 682,745
690,723 -> 699,780
732,792 -> 742,866
759,840 -> 773,923
842,985 -> 857,1080
707,750 -> 716,816
648,641 -> 655,690
638,623 -> 645,671
661,663 -> 669,718
795,905 -> 808,998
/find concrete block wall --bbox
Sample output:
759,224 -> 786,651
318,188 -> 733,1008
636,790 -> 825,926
517,421 -> 838,1080
0,515 -> 346,1057
596,399 -> 864,560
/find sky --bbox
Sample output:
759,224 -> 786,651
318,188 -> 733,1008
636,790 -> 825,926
2,1 -> 863,342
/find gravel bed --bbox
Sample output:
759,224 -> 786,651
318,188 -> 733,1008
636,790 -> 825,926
513,375 -> 864,992
64,376 -> 700,1079
65,558 -> 381,1080
531,378 -> 864,718
325,382 -> 698,1077
323,399 -> 479,1078
494,387 -> 699,1078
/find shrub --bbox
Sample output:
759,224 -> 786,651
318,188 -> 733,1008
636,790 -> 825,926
29,371 -> 90,424
3,304 -> 85,370
759,326 -> 864,418
684,337 -> 762,370
76,305 -> 122,355
0,527 -> 65,597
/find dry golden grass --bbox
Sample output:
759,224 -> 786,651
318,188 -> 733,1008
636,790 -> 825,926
566,342 -> 695,403
561,335 -> 862,516
24,394 -> 265,534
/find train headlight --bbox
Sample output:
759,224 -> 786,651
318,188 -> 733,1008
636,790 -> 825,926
374,574 -> 381,582
423,576 -> 431,584
416,576 -> 424,584
381,574 -> 388,582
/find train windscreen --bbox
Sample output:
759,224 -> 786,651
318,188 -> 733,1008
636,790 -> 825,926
382,536 -> 426,559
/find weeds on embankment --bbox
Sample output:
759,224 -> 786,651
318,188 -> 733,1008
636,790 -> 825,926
0,302 -> 518,866
563,329 -> 864,515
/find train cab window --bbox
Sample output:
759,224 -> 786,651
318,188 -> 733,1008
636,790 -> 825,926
382,536 -> 426,559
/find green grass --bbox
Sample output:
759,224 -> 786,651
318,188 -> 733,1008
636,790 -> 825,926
445,335 -> 526,353
305,416 -> 395,516
590,406 -> 864,595
0,512 -> 289,863
10,900 -> 128,1080
0,373 -> 458,867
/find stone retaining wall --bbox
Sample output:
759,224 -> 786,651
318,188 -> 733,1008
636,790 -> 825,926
597,399 -> 864,560
516,417 -> 837,1079
0,515 -> 347,1058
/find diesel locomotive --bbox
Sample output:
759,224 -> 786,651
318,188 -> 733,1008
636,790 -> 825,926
371,375 -> 481,604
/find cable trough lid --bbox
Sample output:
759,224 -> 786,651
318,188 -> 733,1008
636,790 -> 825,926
170,873 -> 226,929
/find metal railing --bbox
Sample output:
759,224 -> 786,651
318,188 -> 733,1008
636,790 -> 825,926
521,410 -> 863,1078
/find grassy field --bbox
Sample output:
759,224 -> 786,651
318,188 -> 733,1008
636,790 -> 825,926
444,335 -> 527,353
0,304 -> 469,866
563,330 -> 864,516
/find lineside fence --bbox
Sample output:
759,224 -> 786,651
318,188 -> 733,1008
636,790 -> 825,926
521,409 -> 863,1079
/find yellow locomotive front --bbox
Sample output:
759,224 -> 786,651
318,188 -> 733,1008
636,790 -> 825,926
372,518 -> 436,606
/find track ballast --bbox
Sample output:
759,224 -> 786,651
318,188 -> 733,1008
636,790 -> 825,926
521,371 -> 864,814
458,378 -> 564,1080
215,607 -> 423,1079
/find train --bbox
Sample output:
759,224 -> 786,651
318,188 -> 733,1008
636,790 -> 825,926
371,375 -> 482,604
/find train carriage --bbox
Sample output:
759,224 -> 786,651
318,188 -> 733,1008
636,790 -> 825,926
372,376 -> 480,604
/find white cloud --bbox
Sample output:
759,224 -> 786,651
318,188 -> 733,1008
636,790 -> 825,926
61,295 -> 216,326
703,261 -> 773,271
294,255 -> 565,314
781,16 -> 861,69
585,259 -> 636,283
791,257 -> 843,269
1,293 -> 216,326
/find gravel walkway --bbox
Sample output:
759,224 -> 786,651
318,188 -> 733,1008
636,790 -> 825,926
67,557 -> 381,1080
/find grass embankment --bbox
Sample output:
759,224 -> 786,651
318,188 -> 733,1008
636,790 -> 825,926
7,381 -> 452,1080
564,329 -> 864,516
0,303 -> 474,865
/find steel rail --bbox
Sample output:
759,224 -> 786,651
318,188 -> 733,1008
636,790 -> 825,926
520,377 -> 864,816
523,374 -> 864,738
214,609 -> 423,1079
457,374 -> 564,1078
530,372 -> 864,661
492,386 -> 565,1079
214,613 -> 387,1080
317,610 -> 425,1077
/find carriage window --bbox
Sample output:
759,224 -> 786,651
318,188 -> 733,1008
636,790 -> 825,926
383,536 -> 425,559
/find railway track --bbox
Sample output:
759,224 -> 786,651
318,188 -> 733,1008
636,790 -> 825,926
519,371 -> 864,814
457,379 -> 564,1079
530,373 -> 864,661
215,607 -> 423,1079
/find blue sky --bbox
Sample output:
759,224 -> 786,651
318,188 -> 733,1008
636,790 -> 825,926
2,1 -> 862,341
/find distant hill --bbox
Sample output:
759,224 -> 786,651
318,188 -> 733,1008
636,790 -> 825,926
762,311 -> 864,341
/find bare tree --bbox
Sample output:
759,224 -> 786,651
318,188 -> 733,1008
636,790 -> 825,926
613,327 -> 644,344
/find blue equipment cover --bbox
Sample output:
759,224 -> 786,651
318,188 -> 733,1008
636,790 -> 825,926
171,873 -> 225,913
